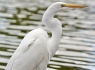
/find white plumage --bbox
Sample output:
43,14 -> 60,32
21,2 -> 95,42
5,2 -> 86,70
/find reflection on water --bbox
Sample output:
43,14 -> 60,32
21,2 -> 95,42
0,0 -> 95,70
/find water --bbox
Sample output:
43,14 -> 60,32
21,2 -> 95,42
0,0 -> 95,70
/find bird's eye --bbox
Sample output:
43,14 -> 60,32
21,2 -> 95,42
61,4 -> 66,7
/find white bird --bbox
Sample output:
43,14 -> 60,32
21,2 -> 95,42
5,2 -> 86,70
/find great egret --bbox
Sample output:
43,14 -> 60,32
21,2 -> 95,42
5,2 -> 86,70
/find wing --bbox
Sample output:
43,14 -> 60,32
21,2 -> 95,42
5,37 -> 36,70
5,29 -> 48,70
11,37 -> 46,70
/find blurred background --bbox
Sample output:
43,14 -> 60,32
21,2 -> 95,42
0,0 -> 95,70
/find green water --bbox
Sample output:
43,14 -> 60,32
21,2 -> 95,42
0,0 -> 95,70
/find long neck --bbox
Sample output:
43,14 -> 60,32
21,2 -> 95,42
42,7 -> 62,59
42,7 -> 58,21
48,27 -> 62,59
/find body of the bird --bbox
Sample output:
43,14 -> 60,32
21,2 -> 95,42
5,28 -> 49,70
5,2 -> 86,70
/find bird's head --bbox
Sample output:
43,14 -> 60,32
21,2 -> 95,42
42,2 -> 87,31
48,2 -> 87,13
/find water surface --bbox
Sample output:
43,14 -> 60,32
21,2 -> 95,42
0,0 -> 95,70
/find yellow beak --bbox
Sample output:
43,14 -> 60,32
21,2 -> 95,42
62,3 -> 87,8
